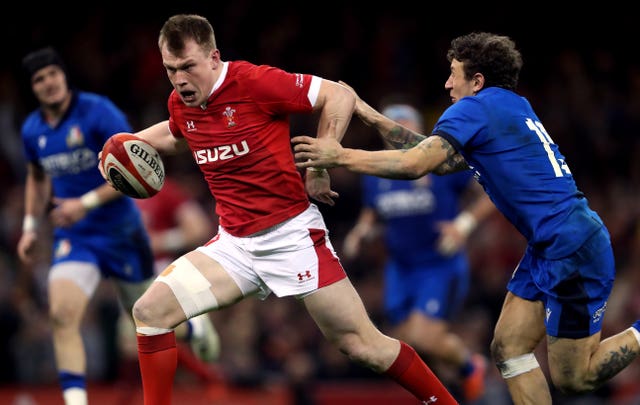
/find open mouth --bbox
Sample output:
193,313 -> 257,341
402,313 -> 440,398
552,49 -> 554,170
180,90 -> 197,103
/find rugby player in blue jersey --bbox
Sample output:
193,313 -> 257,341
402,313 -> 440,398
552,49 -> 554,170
293,32 -> 640,405
17,47 -> 216,405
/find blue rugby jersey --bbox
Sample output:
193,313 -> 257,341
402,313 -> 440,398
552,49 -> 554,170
362,171 -> 474,267
21,91 -> 145,240
433,87 -> 603,259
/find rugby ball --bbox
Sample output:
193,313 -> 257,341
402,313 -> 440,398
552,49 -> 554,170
100,133 -> 165,199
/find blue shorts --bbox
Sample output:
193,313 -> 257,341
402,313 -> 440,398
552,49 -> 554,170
508,226 -> 614,338
384,254 -> 469,325
51,227 -> 154,283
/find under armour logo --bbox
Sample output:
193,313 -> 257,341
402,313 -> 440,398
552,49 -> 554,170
546,307 -> 552,322
297,271 -> 312,281
423,396 -> 438,404
186,121 -> 196,131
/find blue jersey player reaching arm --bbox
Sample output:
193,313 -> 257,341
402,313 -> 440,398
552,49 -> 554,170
293,32 -> 640,405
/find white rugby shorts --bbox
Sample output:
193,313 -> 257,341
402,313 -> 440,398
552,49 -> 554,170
197,204 -> 346,299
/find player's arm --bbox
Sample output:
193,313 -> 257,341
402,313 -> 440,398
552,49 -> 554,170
343,207 -> 378,260
22,163 -> 50,226
163,201 -> 213,254
303,79 -> 355,206
292,134 -> 454,180
338,80 -> 469,175
339,80 -> 427,149
313,79 -> 355,142
437,181 -> 496,255
17,163 -> 50,263
136,120 -> 189,155
432,153 -> 470,175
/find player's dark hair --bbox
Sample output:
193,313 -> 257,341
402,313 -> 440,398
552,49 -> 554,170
22,46 -> 67,81
447,32 -> 523,91
159,14 -> 216,55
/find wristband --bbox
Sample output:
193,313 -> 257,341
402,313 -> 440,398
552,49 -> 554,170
80,190 -> 101,210
22,215 -> 38,233
306,159 -> 327,173
453,211 -> 477,237
306,167 -> 326,173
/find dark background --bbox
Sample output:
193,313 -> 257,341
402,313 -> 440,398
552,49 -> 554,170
1,3 -> 640,404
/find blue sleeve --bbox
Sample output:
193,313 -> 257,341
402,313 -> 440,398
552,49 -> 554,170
94,96 -> 133,143
432,97 -> 488,152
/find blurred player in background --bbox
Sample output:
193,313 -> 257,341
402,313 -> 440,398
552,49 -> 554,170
17,46 -> 155,405
293,32 -> 640,405
109,14 -> 459,405
343,101 -> 495,402
17,47 -> 219,405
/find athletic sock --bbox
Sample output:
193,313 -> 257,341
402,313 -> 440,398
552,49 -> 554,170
176,343 -> 220,383
137,332 -> 178,405
59,370 -> 87,405
383,341 -> 459,404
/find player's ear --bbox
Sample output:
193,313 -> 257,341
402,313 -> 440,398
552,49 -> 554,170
472,73 -> 484,92
210,49 -> 220,69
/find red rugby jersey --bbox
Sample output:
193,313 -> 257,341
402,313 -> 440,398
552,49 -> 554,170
168,61 -> 318,236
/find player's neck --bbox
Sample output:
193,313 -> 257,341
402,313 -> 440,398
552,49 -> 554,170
43,91 -> 72,126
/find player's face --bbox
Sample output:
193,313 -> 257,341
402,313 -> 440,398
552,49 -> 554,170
161,39 -> 219,107
445,59 -> 476,103
31,65 -> 69,108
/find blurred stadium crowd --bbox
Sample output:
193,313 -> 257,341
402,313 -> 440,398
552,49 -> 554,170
1,3 -> 640,404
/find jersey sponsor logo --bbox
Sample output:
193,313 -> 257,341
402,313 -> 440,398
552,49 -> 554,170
376,188 -> 435,218
194,140 -> 250,164
40,148 -> 98,176
592,301 -> 607,323
223,106 -> 237,128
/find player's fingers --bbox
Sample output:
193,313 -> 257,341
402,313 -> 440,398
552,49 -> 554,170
294,152 -> 313,163
291,135 -> 314,144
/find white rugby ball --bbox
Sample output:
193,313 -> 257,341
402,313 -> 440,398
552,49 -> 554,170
100,133 -> 165,199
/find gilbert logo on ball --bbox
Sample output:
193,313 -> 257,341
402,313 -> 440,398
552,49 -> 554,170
100,133 -> 165,198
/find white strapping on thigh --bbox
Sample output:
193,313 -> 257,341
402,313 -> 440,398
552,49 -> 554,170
156,257 -> 218,318
498,353 -> 540,379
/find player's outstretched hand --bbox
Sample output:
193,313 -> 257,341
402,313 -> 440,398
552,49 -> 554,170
292,136 -> 343,170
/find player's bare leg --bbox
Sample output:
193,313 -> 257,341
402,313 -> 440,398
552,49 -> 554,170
133,251 -> 241,405
491,293 -> 550,405
547,329 -> 639,394
49,278 -> 90,405
304,278 -> 458,404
